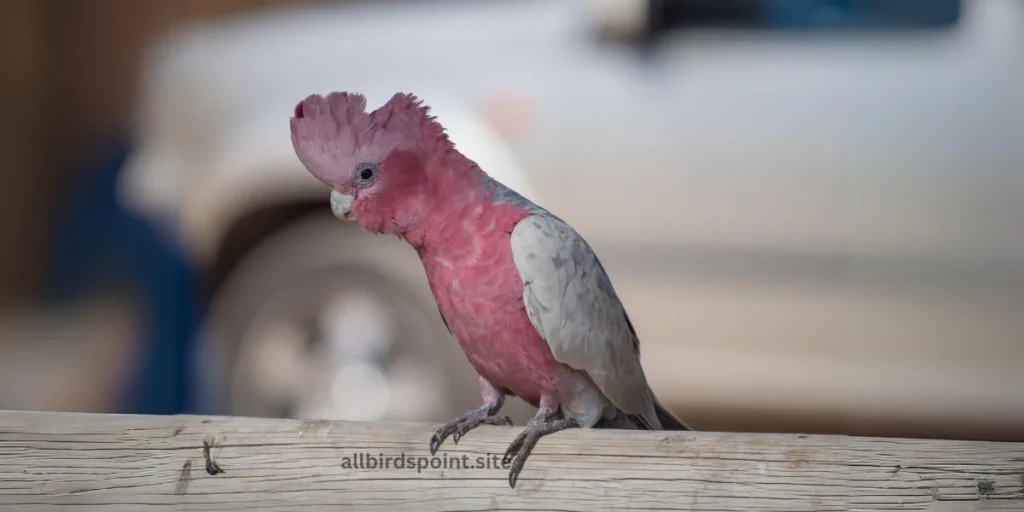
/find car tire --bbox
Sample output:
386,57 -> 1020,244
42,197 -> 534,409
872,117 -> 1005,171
190,211 -> 536,424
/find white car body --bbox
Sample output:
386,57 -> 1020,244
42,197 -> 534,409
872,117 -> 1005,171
119,51 -> 539,262
119,0 -> 1024,437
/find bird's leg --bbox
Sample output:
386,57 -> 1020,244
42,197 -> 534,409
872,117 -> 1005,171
429,377 -> 512,455
502,399 -> 580,489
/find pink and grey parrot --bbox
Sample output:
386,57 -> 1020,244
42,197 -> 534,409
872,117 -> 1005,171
290,91 -> 690,488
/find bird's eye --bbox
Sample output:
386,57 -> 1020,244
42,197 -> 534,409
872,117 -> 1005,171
354,163 -> 378,187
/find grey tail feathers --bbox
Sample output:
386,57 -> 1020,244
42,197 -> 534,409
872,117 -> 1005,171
623,397 -> 693,431
654,399 -> 691,431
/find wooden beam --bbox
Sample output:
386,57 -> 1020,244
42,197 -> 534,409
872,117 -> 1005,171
0,410 -> 1022,510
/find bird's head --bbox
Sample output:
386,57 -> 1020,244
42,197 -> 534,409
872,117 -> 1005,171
290,91 -> 469,235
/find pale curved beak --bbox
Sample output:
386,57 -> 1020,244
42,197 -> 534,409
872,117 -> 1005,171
330,190 -> 356,221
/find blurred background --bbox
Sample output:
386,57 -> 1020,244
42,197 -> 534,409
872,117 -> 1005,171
0,0 -> 1021,441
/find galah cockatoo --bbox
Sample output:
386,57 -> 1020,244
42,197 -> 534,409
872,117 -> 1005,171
290,91 -> 690,488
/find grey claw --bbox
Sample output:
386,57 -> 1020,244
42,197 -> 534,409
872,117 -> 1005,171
502,445 -> 517,466
429,433 -> 443,455
429,407 -> 510,460
502,431 -> 527,466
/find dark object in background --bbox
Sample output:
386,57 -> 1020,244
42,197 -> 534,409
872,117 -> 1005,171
45,134 -> 203,415
647,0 -> 961,33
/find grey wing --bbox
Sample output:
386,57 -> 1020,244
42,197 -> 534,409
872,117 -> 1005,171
509,213 -> 659,426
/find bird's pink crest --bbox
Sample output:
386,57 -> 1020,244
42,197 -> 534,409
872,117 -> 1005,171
290,91 -> 450,189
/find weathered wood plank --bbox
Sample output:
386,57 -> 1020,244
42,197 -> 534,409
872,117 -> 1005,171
0,410 -> 1022,511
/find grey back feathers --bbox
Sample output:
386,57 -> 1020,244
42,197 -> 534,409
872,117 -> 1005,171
509,212 -> 663,428
483,176 -> 689,431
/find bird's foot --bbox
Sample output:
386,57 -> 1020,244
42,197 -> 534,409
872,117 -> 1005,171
502,410 -> 579,489
429,404 -> 512,455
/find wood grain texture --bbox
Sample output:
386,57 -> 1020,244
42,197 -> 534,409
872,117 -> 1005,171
0,410 -> 1022,511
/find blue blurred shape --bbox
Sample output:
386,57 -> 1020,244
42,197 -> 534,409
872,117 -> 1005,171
765,0 -> 961,29
654,0 -> 960,30
45,134 -> 203,415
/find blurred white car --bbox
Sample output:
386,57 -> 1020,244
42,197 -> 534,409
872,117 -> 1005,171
118,3 -> 546,424
120,0 -> 1024,438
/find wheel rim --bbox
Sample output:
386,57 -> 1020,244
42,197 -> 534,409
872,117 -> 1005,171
224,267 -> 452,422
